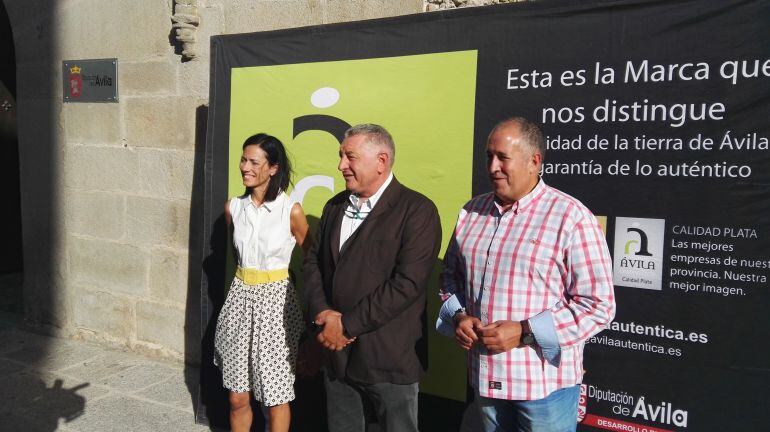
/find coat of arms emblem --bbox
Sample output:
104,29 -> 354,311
68,65 -> 82,98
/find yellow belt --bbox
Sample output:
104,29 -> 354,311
235,267 -> 289,285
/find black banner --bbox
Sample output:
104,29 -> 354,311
201,1 -> 770,430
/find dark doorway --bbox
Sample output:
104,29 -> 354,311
0,1 -> 24,314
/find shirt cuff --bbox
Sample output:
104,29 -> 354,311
436,294 -> 464,337
529,310 -> 561,367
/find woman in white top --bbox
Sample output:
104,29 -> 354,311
214,133 -> 309,432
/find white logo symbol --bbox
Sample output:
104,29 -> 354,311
310,87 -> 340,109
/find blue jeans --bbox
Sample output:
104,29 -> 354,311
476,385 -> 580,432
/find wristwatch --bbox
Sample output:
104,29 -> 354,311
452,307 -> 467,324
520,320 -> 536,346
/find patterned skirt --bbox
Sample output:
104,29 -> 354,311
214,276 -> 303,406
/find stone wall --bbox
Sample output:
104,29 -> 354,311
423,0 -> 523,11
4,0 -> 423,364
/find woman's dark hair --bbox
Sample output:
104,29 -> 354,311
242,133 -> 292,202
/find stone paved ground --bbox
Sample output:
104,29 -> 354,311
0,313 -> 212,432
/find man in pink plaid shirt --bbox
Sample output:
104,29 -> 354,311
437,117 -> 615,432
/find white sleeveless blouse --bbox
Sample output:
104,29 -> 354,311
230,192 -> 296,271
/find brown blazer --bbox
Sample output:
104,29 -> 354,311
303,177 -> 441,385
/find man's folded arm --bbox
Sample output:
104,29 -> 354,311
549,216 -> 616,350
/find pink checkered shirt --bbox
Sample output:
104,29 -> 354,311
440,180 -> 615,400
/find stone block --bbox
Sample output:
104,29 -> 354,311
56,1 -> 172,62
124,97 -> 200,150
177,5 -> 224,96
199,3 -> 225,43
63,102 -> 121,145
16,98 -> 61,180
224,0 -> 323,33
138,149 -> 195,199
126,196 -> 190,248
5,7 -> 57,67
120,61 -> 178,97
65,145 -> 140,193
3,0 -> 54,33
178,59 -> 210,98
22,270 -> 68,329
148,248 -> 189,305
72,289 -> 134,340
175,5 -> 199,17
69,237 -> 146,296
323,0 -> 423,23
15,64 -> 61,100
64,189 -> 125,239
16,101 -> 62,284
136,301 -> 185,353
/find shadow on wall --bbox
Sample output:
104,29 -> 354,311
186,103 -> 229,429
0,2 -> 92,430
5,3 -> 57,329
0,0 -> 24,308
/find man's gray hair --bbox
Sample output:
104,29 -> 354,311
345,123 -> 396,166
489,117 -> 546,162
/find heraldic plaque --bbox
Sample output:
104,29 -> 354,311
62,58 -> 118,103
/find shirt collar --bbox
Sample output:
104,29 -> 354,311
349,172 -> 394,210
493,178 -> 546,215
247,191 -> 284,212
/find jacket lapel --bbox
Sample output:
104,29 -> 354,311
338,178 -> 401,258
329,195 -> 347,264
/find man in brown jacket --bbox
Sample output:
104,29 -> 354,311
303,123 -> 441,432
